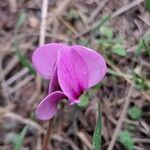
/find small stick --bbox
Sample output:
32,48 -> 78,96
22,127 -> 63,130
111,0 -> 144,18
2,68 -> 28,87
3,112 -> 45,133
8,75 -> 34,94
108,85 -> 134,150
52,134 -> 80,150
8,0 -> 17,13
76,132 -> 92,149
87,0 -> 110,24
39,0 -> 48,46
0,59 -> 10,104
134,138 -> 150,143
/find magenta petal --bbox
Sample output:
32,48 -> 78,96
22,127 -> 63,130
57,47 -> 88,102
32,43 -> 68,79
71,45 -> 107,87
49,65 -> 60,93
36,91 -> 66,120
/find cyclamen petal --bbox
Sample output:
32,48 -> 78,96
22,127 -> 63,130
57,47 -> 89,103
32,43 -> 68,79
48,65 -> 60,93
36,91 -> 67,120
71,45 -> 107,88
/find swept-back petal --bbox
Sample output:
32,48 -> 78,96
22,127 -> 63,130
36,91 -> 66,120
32,43 -> 68,79
57,47 -> 89,102
71,45 -> 107,87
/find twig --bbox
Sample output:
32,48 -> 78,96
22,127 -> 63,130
39,0 -> 48,46
0,105 -> 14,114
52,134 -> 80,150
134,138 -> 150,143
134,146 -> 145,150
127,45 -> 138,52
37,136 -> 42,150
2,68 -> 28,87
141,92 -> 150,102
76,132 -> 92,150
48,0 -> 71,25
0,56 -> 18,80
3,112 -> 45,133
8,75 -> 34,94
59,18 -> 78,35
0,59 -> 10,104
8,0 -> 17,13
103,100 -> 139,126
137,15 -> 150,26
108,85 -> 134,150
111,0 -> 144,18
87,0 -> 110,24
141,60 -> 150,69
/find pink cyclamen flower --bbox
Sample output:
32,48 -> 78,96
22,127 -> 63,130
32,43 -> 107,120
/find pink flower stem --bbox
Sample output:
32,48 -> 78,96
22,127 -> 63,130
42,118 -> 54,150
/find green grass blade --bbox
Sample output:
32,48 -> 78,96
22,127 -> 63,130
141,38 -> 150,56
13,12 -> 35,75
92,15 -> 111,33
145,0 -> 150,13
14,44 -> 36,75
15,126 -> 27,150
15,13 -> 26,34
92,101 -> 102,150
107,68 -> 132,79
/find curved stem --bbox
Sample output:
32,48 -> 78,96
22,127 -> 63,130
42,118 -> 54,150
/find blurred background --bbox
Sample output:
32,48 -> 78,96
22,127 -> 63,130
0,0 -> 150,149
